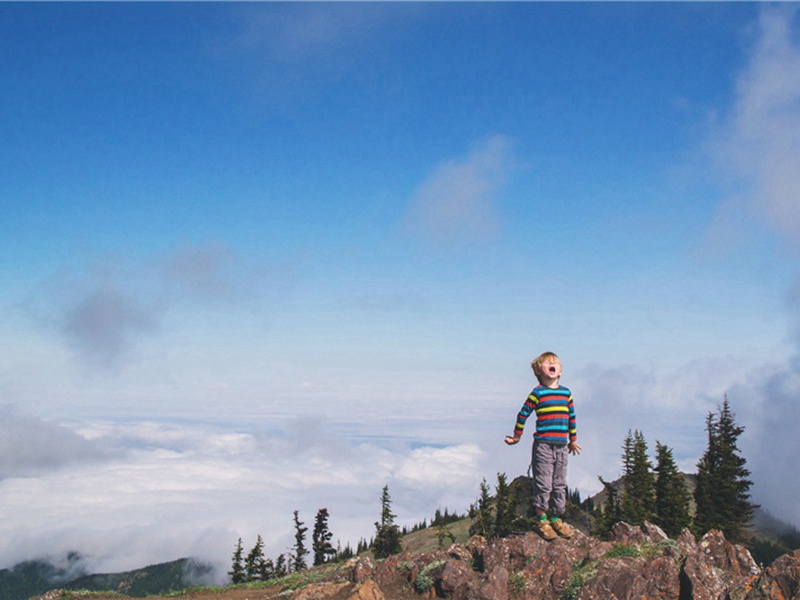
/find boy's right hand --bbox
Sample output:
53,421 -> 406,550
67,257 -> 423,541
504,435 -> 520,445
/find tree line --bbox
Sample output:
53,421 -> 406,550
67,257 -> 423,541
229,485 -> 409,583
465,398 -> 757,546
594,397 -> 756,542
229,507 -> 343,583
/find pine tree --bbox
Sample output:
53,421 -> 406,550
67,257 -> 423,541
694,398 -> 757,542
356,538 -> 369,554
274,553 -> 287,578
339,542 -> 354,561
312,508 -> 337,566
653,441 -> 692,537
619,430 -> 655,525
260,557 -> 275,580
436,524 -> 456,549
594,476 -> 621,539
228,537 -> 246,584
470,477 -> 494,538
291,510 -> 309,572
244,534 -> 266,582
372,485 -> 402,558
494,472 -> 514,537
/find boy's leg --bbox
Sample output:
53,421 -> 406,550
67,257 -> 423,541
548,445 -> 573,538
531,440 -> 555,515
531,440 -> 558,540
549,444 -> 569,516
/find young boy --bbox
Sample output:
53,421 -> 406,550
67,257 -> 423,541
505,352 -> 582,540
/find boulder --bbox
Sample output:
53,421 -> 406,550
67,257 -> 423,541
744,549 -> 800,600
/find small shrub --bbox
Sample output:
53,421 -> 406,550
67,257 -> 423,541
604,543 -> 642,558
561,560 -> 598,600
413,560 -> 445,595
509,572 -> 527,596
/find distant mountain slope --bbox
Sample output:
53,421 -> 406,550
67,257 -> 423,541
64,558 -> 212,597
0,557 -> 210,600
0,553 -> 86,600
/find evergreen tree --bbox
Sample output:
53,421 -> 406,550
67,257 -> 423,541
312,508 -> 337,566
260,557 -> 275,581
653,441 -> 692,537
594,476 -> 621,539
228,537 -> 246,584
494,472 -> 514,537
694,398 -> 757,542
470,477 -> 494,538
339,543 -> 354,561
436,524 -> 456,549
372,485 -> 402,558
244,535 -> 266,582
619,430 -> 656,525
356,538 -> 369,554
274,554 -> 287,578
291,511 -> 309,572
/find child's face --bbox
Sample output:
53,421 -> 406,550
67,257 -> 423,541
538,357 -> 562,383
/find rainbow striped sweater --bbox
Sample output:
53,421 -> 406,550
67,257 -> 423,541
514,385 -> 577,446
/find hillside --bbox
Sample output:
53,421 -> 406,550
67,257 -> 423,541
33,521 -> 800,600
0,558 -> 211,600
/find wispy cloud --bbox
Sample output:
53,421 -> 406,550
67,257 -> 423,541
26,243 -> 269,371
709,6 -> 800,243
404,135 -> 517,246
235,4 -> 396,63
222,3 -> 420,107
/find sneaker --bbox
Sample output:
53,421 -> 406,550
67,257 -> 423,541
549,519 -> 573,539
535,518 -> 558,541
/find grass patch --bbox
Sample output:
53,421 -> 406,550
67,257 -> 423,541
561,560 -> 598,600
604,543 -> 642,559
40,593 -> 127,599
509,572 -> 527,596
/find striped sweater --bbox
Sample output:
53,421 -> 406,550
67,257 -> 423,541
513,385 -> 577,446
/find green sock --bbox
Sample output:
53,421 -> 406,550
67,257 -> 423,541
550,516 -> 561,523
537,514 -> 548,522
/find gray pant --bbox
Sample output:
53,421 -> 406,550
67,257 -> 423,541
531,440 -> 569,516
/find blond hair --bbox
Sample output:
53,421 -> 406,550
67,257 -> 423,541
531,352 -> 561,383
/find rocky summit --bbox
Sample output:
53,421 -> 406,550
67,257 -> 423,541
35,521 -> 800,600
296,521 -> 799,600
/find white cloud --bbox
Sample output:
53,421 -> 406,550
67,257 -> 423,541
404,135 -> 517,245
709,6 -> 800,243
0,416 -> 487,583
0,408 -> 108,479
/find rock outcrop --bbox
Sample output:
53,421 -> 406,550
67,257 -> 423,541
297,521 -> 800,600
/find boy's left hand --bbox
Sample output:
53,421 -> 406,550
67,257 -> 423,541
504,435 -> 520,445
568,441 -> 582,455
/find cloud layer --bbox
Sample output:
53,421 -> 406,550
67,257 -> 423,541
0,415 -> 486,582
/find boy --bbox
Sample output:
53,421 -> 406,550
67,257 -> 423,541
505,352 -> 582,540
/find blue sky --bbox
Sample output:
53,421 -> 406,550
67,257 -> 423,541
2,2 -> 800,581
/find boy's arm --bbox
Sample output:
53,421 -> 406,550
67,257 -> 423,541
567,394 -> 578,453
505,392 -> 537,445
